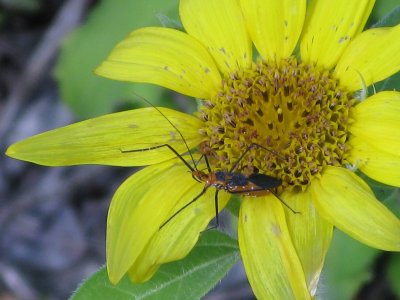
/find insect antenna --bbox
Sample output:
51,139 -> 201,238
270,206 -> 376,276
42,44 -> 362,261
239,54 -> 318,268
130,92 -> 198,171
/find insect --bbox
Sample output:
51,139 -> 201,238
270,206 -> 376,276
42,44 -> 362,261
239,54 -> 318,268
123,95 -> 299,229
160,142 -> 299,229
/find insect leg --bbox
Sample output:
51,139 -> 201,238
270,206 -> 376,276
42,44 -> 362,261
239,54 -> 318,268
228,188 -> 300,214
121,144 -> 196,172
159,185 -> 209,229
229,143 -> 286,173
214,189 -> 220,226
270,190 -> 300,214
205,189 -> 221,231
249,143 -> 286,161
229,144 -> 255,172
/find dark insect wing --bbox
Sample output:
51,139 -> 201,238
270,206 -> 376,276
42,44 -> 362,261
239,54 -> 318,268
247,173 -> 282,189
230,173 -> 249,186
215,171 -> 226,181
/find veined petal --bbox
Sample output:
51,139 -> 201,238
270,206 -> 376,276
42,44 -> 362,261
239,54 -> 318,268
350,91 -> 400,155
180,0 -> 251,75
349,137 -> 400,187
107,160 -> 198,284
6,107 -> 202,167
300,0 -> 375,69
335,25 -> 400,91
128,189 -> 230,282
283,189 -> 333,296
238,195 -> 311,300
311,166 -> 400,251
240,0 -> 306,61
95,27 -> 221,99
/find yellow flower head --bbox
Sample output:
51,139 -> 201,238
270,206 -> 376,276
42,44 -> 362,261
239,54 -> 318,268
6,0 -> 400,298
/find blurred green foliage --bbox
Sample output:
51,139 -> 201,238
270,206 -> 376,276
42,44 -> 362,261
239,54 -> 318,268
55,0 -> 179,118
322,230 -> 380,300
369,0 -> 399,24
0,0 -> 40,12
388,254 -> 400,298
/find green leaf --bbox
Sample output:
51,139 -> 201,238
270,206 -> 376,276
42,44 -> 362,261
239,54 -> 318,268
368,6 -> 400,93
383,190 -> 400,219
226,195 -> 240,218
55,0 -> 179,118
387,254 -> 400,298
357,172 -> 399,202
71,230 -> 239,300
321,230 -> 380,300
373,71 -> 400,92
371,3 -> 400,27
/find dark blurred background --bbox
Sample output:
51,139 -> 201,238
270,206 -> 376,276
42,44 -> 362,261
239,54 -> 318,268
1,1 -> 111,299
1,0 -> 400,299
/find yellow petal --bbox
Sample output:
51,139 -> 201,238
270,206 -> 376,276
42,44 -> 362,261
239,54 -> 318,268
311,166 -> 400,251
107,160 -> 199,284
335,25 -> 400,91
240,0 -> 306,61
300,0 -> 375,69
6,107 -> 202,167
128,189 -> 231,282
350,91 -> 400,155
180,0 -> 251,75
95,27 -> 221,99
349,137 -> 400,187
238,195 -> 311,300
283,189 -> 333,296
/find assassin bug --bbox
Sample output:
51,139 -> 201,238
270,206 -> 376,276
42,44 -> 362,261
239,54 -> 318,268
123,95 -> 299,228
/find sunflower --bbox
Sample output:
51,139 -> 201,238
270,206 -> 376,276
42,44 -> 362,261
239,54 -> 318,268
6,0 -> 400,298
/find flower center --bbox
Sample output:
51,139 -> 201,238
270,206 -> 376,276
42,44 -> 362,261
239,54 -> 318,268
198,57 -> 354,193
